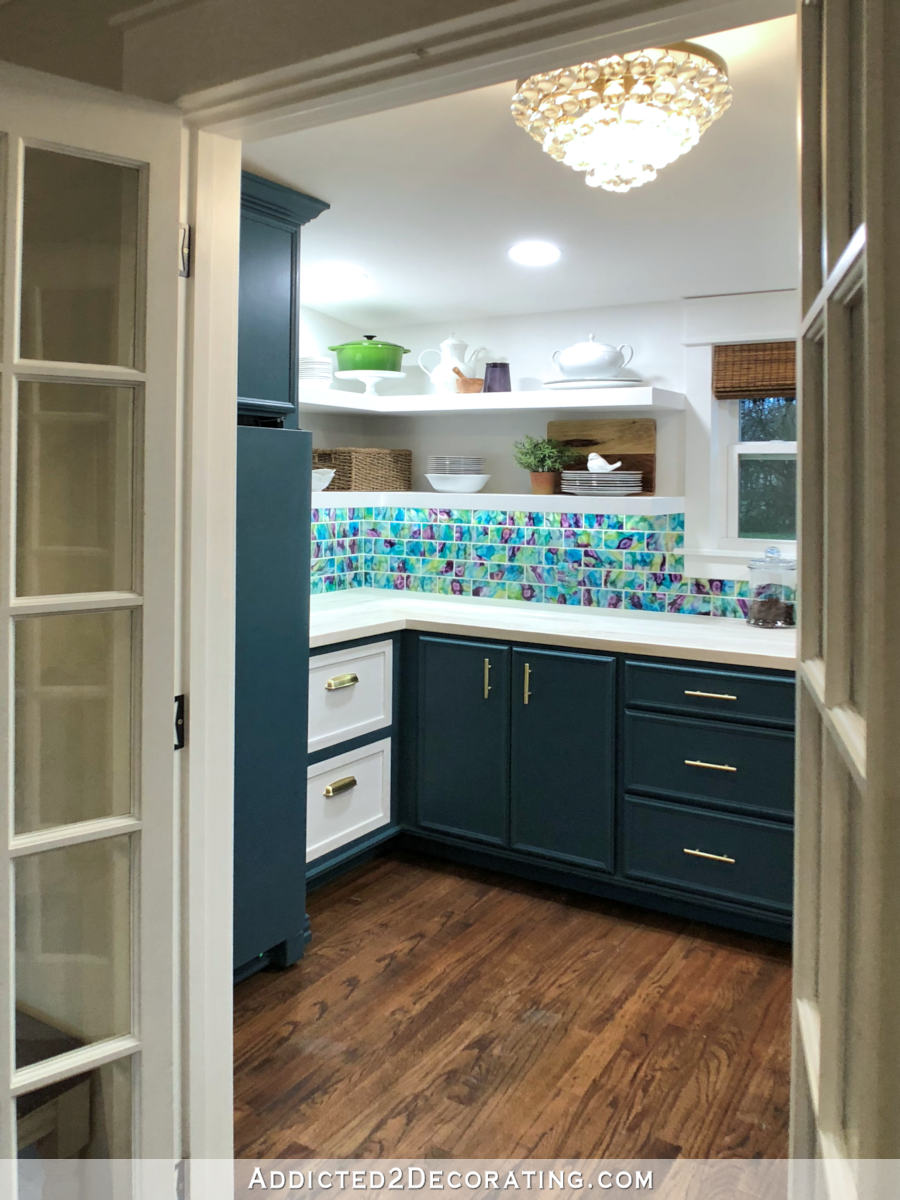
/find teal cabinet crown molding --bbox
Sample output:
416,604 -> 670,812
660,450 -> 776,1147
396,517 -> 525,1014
238,171 -> 328,427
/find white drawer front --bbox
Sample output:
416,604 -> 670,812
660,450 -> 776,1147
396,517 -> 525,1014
307,739 -> 391,862
308,639 -> 393,753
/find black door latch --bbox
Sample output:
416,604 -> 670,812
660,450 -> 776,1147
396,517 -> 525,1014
175,694 -> 186,750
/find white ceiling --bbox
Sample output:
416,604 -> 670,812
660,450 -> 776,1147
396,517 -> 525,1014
243,15 -> 798,328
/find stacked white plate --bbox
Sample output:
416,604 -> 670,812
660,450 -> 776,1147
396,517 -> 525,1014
426,455 -> 485,474
299,356 -> 333,391
426,455 -> 489,493
561,470 -> 643,496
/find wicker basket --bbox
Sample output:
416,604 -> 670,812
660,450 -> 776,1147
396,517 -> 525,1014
312,446 -> 412,491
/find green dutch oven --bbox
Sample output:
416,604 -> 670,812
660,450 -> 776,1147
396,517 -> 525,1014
328,334 -> 411,372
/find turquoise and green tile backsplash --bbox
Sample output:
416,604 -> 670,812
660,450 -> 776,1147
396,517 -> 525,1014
310,505 -> 750,618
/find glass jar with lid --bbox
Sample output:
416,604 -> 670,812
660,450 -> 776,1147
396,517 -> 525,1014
747,546 -> 797,628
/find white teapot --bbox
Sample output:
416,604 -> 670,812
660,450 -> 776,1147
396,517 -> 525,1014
552,334 -> 634,380
418,334 -> 489,393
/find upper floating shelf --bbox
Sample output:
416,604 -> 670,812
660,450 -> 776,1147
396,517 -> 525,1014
298,386 -> 685,416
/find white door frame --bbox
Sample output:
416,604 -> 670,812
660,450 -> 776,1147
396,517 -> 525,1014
178,0 -> 799,1165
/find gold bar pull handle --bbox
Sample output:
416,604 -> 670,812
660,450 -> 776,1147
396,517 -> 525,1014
325,672 -> 359,691
683,847 -> 736,865
523,662 -> 532,705
323,775 -> 357,798
684,689 -> 738,701
684,758 -> 738,773
483,657 -> 492,700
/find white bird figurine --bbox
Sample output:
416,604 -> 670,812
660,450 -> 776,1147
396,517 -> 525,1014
587,453 -> 622,473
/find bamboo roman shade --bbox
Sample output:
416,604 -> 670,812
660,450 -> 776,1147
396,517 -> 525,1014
712,340 -> 796,400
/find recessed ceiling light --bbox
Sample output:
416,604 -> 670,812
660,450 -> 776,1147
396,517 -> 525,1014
508,239 -> 561,267
301,260 -> 375,305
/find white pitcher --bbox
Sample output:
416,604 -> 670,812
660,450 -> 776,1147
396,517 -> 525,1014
418,334 -> 489,393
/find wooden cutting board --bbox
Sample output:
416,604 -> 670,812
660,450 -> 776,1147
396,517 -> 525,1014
547,417 -> 656,494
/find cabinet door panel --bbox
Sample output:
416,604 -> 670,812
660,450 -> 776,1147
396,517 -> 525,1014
511,648 -> 615,871
237,214 -> 295,417
417,637 -> 509,845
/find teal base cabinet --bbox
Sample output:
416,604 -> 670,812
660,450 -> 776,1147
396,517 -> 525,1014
417,637 -> 510,845
415,636 -> 616,868
510,647 -> 615,871
328,631 -> 795,942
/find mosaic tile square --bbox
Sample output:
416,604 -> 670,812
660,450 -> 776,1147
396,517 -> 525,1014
604,569 -> 646,591
488,525 -> 525,545
544,585 -> 582,605
473,542 -> 507,562
667,594 -> 712,615
436,577 -> 471,597
582,588 -> 624,608
603,531 -> 645,550
625,551 -> 667,572
712,596 -> 750,619
646,572 -> 686,592
472,582 -> 507,599
533,527 -> 564,547
625,590 -> 666,611
493,563 -> 524,583
508,583 -> 543,602
507,545 -> 543,565
582,512 -> 624,530
582,548 -> 625,570
624,514 -> 670,532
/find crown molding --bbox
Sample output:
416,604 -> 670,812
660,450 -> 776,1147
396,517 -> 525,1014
171,0 -> 792,139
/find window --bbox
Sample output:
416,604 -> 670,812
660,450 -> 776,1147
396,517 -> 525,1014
727,396 -> 797,542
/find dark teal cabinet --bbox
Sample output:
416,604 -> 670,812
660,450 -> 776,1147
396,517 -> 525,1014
233,426 -> 311,977
333,630 -> 796,941
238,172 -> 328,426
416,636 -> 510,845
510,648 -> 615,870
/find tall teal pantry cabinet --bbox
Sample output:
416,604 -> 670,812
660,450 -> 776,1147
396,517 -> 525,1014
233,172 -> 325,978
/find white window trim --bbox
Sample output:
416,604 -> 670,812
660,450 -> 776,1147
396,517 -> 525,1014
710,395 -> 797,556
725,441 -> 798,545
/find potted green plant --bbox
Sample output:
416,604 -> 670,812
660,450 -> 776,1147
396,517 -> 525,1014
513,435 -> 578,495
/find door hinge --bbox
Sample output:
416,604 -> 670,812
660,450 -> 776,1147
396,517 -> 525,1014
174,694 -> 186,750
178,224 -> 192,277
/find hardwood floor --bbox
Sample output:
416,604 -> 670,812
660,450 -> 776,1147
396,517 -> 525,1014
234,855 -> 791,1158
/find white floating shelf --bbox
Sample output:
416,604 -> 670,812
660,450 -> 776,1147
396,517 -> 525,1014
299,386 -> 684,416
311,491 -> 685,515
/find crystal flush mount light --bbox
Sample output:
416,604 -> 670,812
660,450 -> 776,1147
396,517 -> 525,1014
510,43 -> 732,193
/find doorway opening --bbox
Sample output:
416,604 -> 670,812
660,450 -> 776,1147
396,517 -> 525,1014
232,9 -> 799,1161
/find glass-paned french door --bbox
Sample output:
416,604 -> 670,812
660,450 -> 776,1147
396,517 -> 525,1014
793,0 -> 900,1191
0,65 -> 183,1184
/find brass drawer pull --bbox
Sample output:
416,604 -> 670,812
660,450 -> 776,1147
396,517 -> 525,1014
483,657 -> 492,700
325,672 -> 359,691
684,847 -> 736,865
323,775 -> 357,797
523,662 -> 532,705
684,689 -> 738,701
684,758 -> 737,773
